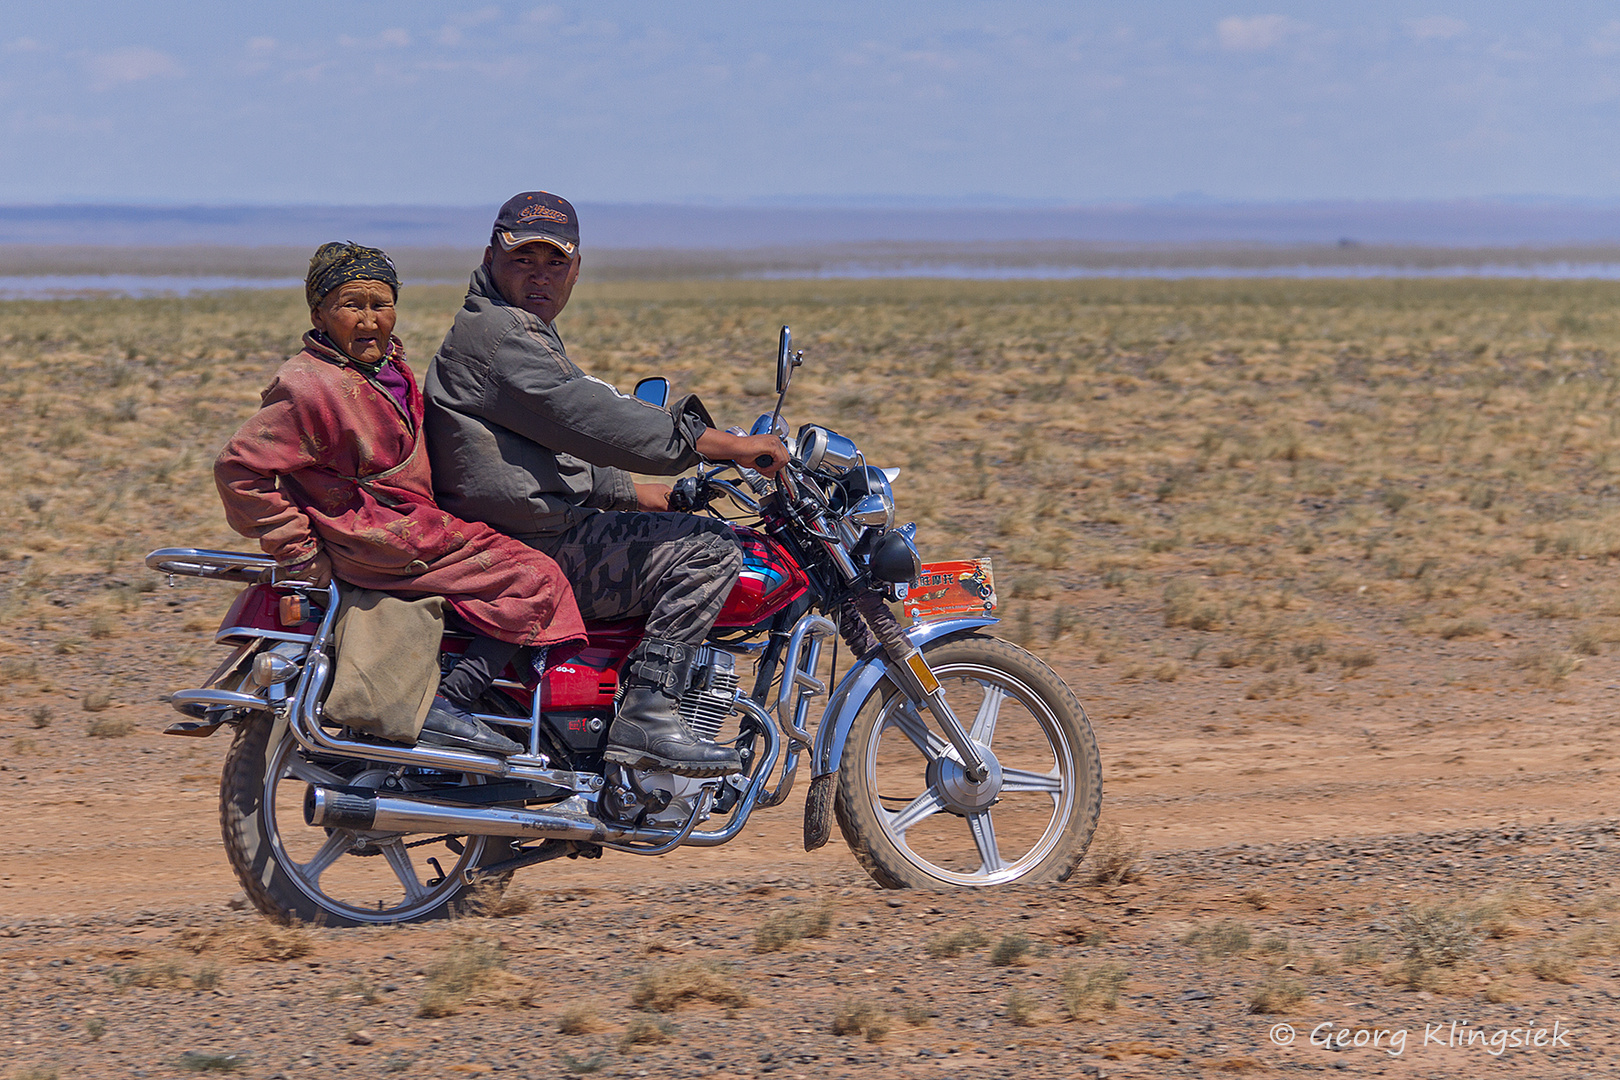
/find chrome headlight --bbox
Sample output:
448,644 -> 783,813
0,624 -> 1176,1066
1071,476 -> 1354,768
847,491 -> 894,530
870,526 -> 921,584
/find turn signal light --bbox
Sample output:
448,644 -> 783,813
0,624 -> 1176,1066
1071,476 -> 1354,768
278,595 -> 312,626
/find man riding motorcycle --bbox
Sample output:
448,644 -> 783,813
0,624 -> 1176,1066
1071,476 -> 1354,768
423,191 -> 789,778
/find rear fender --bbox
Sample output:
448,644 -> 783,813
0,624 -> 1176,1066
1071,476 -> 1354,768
809,617 -> 996,778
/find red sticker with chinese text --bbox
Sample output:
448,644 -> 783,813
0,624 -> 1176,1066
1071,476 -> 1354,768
904,558 -> 996,621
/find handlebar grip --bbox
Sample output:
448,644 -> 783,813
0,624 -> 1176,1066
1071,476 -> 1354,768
754,454 -> 776,469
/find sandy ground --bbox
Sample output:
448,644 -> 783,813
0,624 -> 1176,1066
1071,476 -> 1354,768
1,562 -> 1619,1079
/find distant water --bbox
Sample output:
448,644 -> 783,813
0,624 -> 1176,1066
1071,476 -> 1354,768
754,262 -> 1620,281
0,274 -> 467,299
0,274 -> 304,299
9,263 -> 1620,299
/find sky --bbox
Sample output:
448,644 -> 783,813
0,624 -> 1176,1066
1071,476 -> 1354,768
4,2 -> 1620,207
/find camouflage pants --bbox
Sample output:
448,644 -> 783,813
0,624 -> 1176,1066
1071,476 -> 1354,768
523,512 -> 742,644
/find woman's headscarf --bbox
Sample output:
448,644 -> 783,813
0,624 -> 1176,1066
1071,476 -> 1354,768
305,241 -> 400,309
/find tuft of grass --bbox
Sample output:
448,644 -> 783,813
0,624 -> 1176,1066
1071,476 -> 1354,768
901,1004 -> 933,1027
28,706 -> 51,729
830,998 -> 891,1043
753,901 -> 835,953
81,689 -> 113,712
84,1017 -> 107,1041
1569,625 -> 1604,656
1335,647 -> 1378,674
460,878 -> 533,918
1162,580 -> 1222,631
1005,990 -> 1043,1027
1242,888 -> 1271,911
330,978 -> 383,1006
558,1052 -> 607,1074
618,1016 -> 676,1051
1396,903 -> 1477,967
1087,822 -> 1144,886
234,920 -> 313,961
1439,619 -> 1488,640
416,931 -> 533,1017
629,961 -> 748,1013
1342,941 -> 1382,966
989,933 -> 1032,967
1530,950 -> 1577,984
1061,963 -> 1127,1018
108,959 -> 219,994
1512,647 -> 1581,686
173,927 -> 219,954
1247,976 -> 1306,1014
87,716 -> 136,738
555,1002 -> 608,1035
12,1069 -> 59,1080
1181,920 -> 1251,960
924,928 -> 987,959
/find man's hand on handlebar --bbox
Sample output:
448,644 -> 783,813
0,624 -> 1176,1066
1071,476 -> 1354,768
635,483 -> 673,512
695,428 -> 790,478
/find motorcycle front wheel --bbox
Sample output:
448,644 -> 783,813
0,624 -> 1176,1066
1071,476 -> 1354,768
834,633 -> 1101,888
220,712 -> 507,926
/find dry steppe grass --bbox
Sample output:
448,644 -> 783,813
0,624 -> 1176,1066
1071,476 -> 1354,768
9,276 -> 1620,704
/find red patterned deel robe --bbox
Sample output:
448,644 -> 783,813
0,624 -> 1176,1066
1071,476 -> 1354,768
214,333 -> 585,648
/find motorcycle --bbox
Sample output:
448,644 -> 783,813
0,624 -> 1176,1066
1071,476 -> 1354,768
146,327 -> 1102,926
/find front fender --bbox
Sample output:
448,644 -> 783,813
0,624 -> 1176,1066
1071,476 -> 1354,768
810,617 -> 997,778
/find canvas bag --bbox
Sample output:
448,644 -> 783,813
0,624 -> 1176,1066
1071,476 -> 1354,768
322,585 -> 445,742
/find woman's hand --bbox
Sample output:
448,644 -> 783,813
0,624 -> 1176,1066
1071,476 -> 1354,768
274,551 -> 333,588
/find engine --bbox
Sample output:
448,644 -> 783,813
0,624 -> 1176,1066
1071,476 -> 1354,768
600,646 -> 740,827
679,646 -> 739,742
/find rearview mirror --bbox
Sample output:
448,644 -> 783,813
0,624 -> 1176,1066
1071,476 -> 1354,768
776,326 -> 801,395
633,377 -> 670,407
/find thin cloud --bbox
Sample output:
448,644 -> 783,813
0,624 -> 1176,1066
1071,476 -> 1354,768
85,46 -> 182,90
246,37 -> 277,54
1404,16 -> 1468,42
338,29 -> 411,49
1216,15 -> 1304,52
1589,21 -> 1620,56
5,37 -> 48,53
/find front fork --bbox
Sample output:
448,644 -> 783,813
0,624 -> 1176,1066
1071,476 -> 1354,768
843,592 -> 990,783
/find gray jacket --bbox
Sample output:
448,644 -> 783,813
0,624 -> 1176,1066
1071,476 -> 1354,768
424,265 -> 710,539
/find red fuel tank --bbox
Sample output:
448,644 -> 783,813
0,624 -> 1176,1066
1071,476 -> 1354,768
713,527 -> 810,629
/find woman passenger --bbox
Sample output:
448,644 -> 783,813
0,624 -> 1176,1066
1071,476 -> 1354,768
214,242 -> 583,754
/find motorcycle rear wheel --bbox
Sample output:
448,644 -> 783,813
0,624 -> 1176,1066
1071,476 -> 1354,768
220,712 -> 508,926
834,633 -> 1101,888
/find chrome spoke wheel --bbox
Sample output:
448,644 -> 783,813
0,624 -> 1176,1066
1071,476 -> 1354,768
836,634 -> 1101,889
262,733 -> 486,923
221,712 -> 497,927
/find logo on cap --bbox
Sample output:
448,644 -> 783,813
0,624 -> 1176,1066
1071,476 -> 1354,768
517,205 -> 570,225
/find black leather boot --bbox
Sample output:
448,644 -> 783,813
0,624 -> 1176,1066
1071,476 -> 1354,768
603,638 -> 742,777
418,694 -> 524,756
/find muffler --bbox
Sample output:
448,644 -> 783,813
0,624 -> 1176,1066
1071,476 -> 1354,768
305,786 -> 613,843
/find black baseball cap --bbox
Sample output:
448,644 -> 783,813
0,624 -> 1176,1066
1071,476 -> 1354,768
492,191 -> 579,256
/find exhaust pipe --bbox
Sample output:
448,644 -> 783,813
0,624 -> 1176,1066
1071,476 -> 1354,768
305,786 -> 613,843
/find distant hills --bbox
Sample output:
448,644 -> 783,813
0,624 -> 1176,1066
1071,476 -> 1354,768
11,199 -> 1620,249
